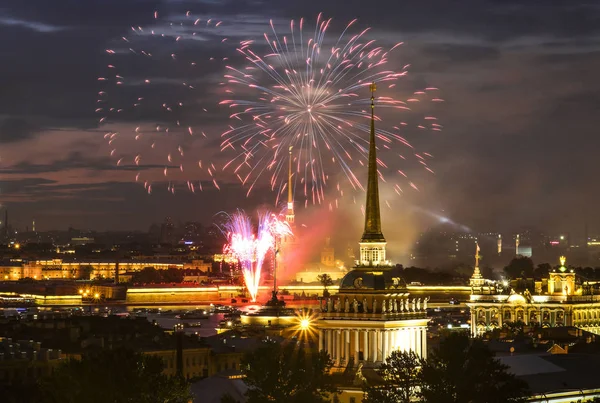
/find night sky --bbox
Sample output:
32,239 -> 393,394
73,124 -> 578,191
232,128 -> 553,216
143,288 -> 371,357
1,0 -> 599,240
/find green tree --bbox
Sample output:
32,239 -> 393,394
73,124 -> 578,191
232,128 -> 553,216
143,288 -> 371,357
480,266 -> 496,280
162,267 -> 184,283
452,263 -> 473,278
132,267 -> 164,284
363,350 -> 422,403
534,263 -> 551,279
419,333 -> 529,403
504,257 -> 534,280
38,348 -> 190,403
242,341 -> 336,403
317,273 -> 334,297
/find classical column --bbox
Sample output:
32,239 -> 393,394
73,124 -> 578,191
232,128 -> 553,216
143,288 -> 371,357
344,330 -> 350,365
354,330 -> 360,363
363,330 -> 369,362
335,330 -> 341,366
381,330 -> 388,361
421,328 -> 427,359
410,327 -> 416,353
369,330 -> 377,362
415,327 -> 422,357
318,329 -> 324,352
327,330 -> 333,358
471,309 -> 477,337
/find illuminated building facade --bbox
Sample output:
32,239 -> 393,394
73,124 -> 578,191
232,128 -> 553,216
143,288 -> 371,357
468,256 -> 600,337
295,238 -> 348,283
317,84 -> 428,368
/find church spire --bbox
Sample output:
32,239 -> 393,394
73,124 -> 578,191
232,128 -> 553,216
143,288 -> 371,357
286,146 -> 295,224
361,83 -> 385,242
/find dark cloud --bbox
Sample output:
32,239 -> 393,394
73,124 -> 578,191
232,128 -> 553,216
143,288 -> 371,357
421,44 -> 500,64
0,0 -> 599,238
0,117 -> 39,143
0,152 -> 171,175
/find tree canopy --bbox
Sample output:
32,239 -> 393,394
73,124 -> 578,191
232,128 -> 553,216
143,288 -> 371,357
365,334 -> 529,403
363,350 -> 421,403
38,348 -> 190,403
504,257 -> 534,279
420,333 -> 529,403
131,267 -> 184,284
241,340 -> 336,403
317,273 -> 334,297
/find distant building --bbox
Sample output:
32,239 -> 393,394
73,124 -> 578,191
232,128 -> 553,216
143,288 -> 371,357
468,256 -> 600,337
0,337 -> 64,384
160,217 -> 175,245
276,147 -> 299,278
70,237 -> 94,246
295,238 -> 348,283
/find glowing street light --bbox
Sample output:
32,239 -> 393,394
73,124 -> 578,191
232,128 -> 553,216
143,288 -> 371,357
300,318 -> 310,330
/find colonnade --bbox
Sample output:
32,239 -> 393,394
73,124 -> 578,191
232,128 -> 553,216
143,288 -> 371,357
318,327 -> 427,366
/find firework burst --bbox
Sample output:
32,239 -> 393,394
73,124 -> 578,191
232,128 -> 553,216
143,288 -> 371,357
97,10 -> 228,194
221,210 -> 292,301
221,13 -> 443,209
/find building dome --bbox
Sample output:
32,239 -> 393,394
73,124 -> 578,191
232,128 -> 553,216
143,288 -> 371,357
339,269 -> 407,292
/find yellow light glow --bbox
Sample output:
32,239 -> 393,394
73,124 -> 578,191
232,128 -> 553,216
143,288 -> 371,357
14,244 -> 20,250
293,310 -> 317,342
94,293 -> 100,299
560,256 -> 566,267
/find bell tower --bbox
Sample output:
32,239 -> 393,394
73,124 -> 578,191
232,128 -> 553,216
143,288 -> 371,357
357,83 -> 389,268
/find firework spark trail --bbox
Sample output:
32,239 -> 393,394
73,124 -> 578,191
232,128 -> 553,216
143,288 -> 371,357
222,211 -> 292,301
221,13 -> 442,207
98,11 -> 228,194
98,11 -> 441,205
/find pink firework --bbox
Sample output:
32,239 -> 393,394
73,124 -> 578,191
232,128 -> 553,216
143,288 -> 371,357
220,13 -> 443,208
98,10 -> 227,194
222,211 -> 292,301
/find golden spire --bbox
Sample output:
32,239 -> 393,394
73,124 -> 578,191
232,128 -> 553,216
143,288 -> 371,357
361,83 -> 385,242
286,146 -> 294,224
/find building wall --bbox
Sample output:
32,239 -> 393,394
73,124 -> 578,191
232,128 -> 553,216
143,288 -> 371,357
22,260 -> 185,281
147,348 -> 212,379
295,268 -> 347,283
0,266 -> 23,280
126,288 -> 220,304
467,299 -> 600,337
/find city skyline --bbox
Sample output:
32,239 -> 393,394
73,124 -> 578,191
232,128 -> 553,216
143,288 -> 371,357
1,0 -> 599,237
